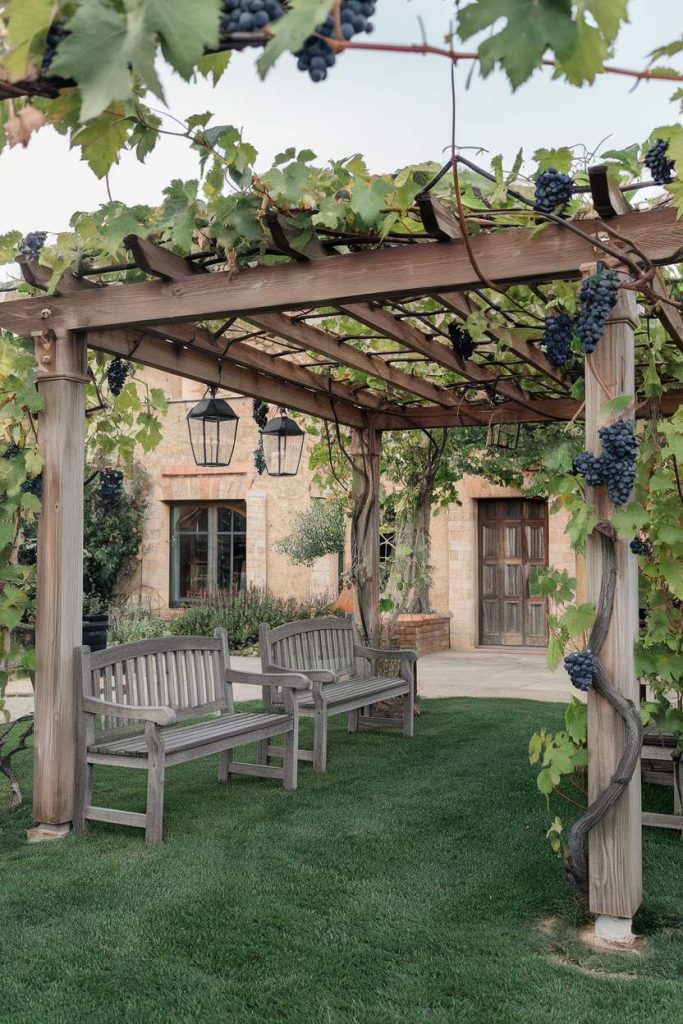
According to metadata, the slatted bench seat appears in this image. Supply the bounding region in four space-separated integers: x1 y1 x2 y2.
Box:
260 616 417 772
74 629 311 844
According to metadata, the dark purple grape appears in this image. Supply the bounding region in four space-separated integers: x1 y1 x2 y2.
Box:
575 261 619 354
533 168 575 214
644 139 674 185
564 649 596 692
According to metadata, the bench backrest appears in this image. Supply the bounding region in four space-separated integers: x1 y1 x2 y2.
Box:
260 616 356 676
76 630 232 736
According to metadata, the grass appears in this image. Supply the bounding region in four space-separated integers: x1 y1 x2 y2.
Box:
1 697 681 1024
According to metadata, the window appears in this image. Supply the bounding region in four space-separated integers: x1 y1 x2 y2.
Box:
170 503 247 605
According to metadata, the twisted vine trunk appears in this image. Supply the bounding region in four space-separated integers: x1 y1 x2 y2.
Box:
350 427 381 644
565 529 643 904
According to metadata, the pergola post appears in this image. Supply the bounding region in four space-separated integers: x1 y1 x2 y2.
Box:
584 279 642 935
350 425 382 643
27 329 88 841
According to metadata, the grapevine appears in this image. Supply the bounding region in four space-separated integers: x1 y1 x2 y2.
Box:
252 398 268 475
541 313 573 367
533 168 575 214
219 0 284 36
106 357 131 397
447 323 475 359
644 138 675 185
17 233 47 258
574 261 619 354
98 468 124 505
563 649 596 692
295 1 377 82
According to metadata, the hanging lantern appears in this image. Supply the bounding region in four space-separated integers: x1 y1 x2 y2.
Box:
487 421 520 451
261 411 305 477
186 387 239 467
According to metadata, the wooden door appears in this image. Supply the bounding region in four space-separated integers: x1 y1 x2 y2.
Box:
478 499 548 647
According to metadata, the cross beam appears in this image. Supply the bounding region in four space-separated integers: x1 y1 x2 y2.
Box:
2 208 682 336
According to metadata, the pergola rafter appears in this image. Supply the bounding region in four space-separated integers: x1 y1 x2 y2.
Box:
2 184 682 937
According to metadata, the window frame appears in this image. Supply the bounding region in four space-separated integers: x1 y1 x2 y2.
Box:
169 501 247 607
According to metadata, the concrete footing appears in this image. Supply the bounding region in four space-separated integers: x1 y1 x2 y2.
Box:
26 823 71 843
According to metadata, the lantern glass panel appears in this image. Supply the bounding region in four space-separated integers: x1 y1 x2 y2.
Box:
186 395 239 467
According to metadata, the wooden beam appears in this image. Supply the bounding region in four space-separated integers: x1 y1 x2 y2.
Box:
416 193 462 241
29 329 88 836
125 234 458 409
650 271 683 355
2 207 682 335
585 276 642 925
85 329 376 428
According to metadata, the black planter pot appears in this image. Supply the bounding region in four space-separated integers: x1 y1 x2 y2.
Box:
82 613 109 652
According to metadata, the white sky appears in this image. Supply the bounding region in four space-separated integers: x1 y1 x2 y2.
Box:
0 0 681 238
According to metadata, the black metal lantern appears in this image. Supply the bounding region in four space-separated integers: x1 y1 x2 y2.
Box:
186 387 239 467
487 421 520 451
261 411 305 477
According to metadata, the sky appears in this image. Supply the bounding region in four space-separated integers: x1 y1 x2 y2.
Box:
0 0 681 240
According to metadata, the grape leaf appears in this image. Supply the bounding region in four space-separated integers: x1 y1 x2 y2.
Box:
350 179 391 225
142 0 220 80
457 0 577 90
2 0 54 80
257 0 335 79
71 107 132 178
51 0 164 121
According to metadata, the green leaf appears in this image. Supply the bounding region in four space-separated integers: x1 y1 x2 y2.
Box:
565 698 587 744
537 766 556 795
197 49 232 84
257 0 335 78
528 733 543 765
350 178 392 226
143 0 220 80
2 0 55 80
51 0 165 121
562 602 596 639
71 108 132 178
600 393 633 417
0 231 22 264
458 0 576 90
533 146 574 174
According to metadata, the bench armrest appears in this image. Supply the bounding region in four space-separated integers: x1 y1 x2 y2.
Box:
81 697 176 726
263 664 339 684
354 645 418 662
226 669 312 692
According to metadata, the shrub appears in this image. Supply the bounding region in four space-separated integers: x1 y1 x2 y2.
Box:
276 498 345 566
109 589 341 652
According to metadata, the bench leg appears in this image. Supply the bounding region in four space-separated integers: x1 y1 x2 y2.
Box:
314 708 328 773
218 749 232 784
347 709 359 734
73 759 93 834
403 683 415 738
144 723 165 845
283 719 299 791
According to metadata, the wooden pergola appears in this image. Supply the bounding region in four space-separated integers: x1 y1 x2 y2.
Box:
1 170 682 935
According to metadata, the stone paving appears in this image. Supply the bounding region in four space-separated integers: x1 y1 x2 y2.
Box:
4 648 575 722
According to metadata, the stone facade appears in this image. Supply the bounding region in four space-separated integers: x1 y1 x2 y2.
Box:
130 370 579 650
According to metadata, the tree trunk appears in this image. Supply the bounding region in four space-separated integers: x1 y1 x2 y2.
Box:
384 474 434 613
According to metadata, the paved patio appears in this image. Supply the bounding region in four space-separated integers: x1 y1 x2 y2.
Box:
4 649 575 721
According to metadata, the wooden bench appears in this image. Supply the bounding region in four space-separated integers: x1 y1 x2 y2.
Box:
260 616 417 772
641 728 683 834
74 629 311 843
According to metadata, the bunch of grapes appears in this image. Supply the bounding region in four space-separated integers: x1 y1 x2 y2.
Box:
21 475 43 499
598 420 638 506
644 139 675 186
17 232 47 258
541 313 573 367
533 168 575 214
575 261 619 354
252 398 269 429
630 536 653 557
564 650 596 692
1 443 22 460
42 20 69 72
106 357 130 397
573 451 606 487
295 1 376 82
448 323 475 359
219 0 284 35
99 468 124 505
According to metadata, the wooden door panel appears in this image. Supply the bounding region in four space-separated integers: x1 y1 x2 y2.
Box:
478 499 548 647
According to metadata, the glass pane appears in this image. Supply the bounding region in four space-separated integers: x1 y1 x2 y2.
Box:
177 534 209 599
504 526 519 558
526 525 545 560
175 506 208 533
217 506 246 533
217 534 247 593
505 500 522 519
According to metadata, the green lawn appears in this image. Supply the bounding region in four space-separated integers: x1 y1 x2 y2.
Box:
1 698 681 1024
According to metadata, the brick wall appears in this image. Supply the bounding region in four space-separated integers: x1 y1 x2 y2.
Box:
384 613 451 655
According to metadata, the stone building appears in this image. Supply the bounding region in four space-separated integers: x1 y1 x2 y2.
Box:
131 369 580 653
